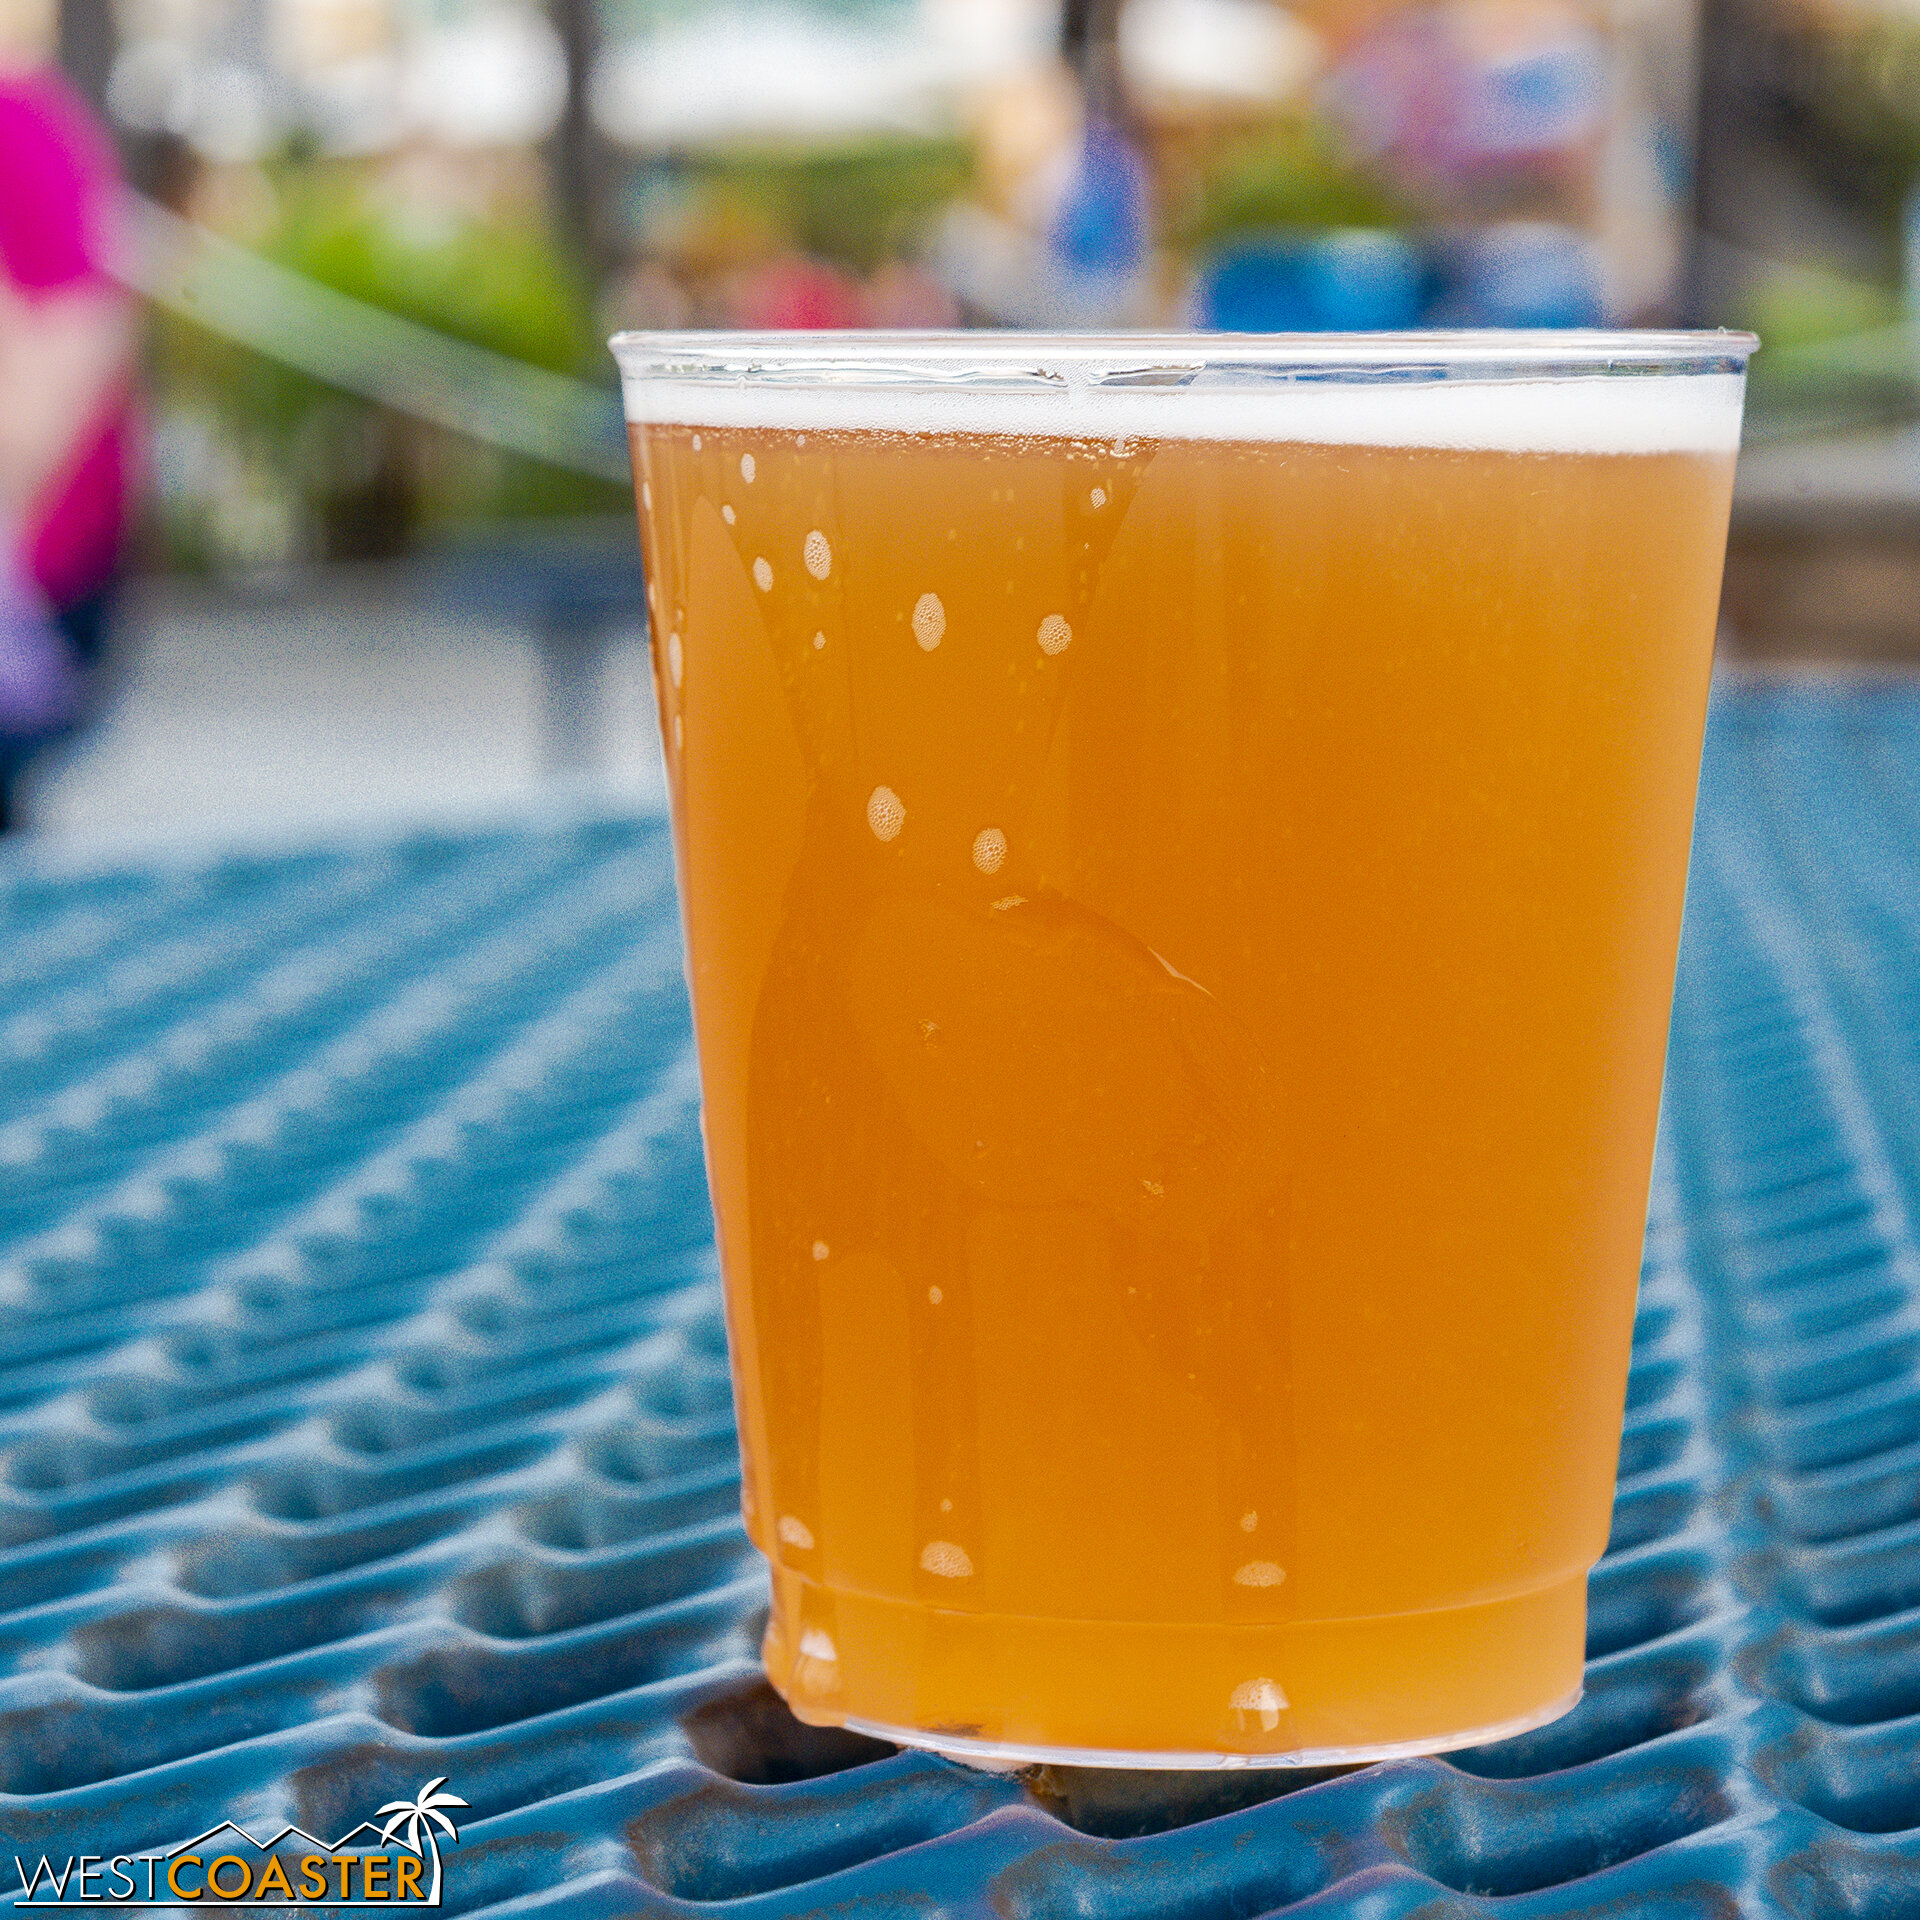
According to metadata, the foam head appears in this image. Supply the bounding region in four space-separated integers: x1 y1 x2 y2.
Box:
614 333 1751 455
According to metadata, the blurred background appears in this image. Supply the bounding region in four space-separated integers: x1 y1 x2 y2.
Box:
1 0 1916 840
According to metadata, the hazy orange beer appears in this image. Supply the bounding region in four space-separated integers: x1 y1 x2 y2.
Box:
612 333 1752 1765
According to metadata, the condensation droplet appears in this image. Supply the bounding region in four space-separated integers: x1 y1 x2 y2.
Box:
753 556 773 591
991 894 1026 911
1141 1178 1164 1197
799 1627 837 1662
1229 1677 1288 1729
740 452 756 482
928 1285 943 1304
812 1241 829 1262
1090 486 1106 509
672 714 682 749
691 433 702 450
939 1497 953 1512
813 631 826 650
667 630 683 688
972 827 1006 874
642 482 652 509
920 1540 972 1578
1234 1561 1286 1588
804 529 832 580
867 785 905 842
778 1515 815 1550
912 592 945 650
1241 1511 1259 1532
1037 614 1072 656
721 504 735 525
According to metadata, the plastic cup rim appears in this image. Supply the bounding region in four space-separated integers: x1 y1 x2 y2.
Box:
609 326 1759 386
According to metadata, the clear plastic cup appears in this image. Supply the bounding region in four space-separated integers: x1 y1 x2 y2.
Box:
611 329 1753 1766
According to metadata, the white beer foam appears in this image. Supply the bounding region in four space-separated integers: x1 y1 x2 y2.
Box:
619 372 1744 455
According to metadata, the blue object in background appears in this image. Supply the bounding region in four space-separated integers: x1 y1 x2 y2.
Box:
1043 115 1151 324
1048 117 1149 283
1196 228 1424 332
1200 221 1605 333
1904 175 1920 315
1463 36 1606 158
5 683 1920 1910
1430 220 1607 328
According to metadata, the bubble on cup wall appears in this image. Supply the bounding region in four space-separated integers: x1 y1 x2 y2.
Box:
920 1540 973 1577
991 894 1025 911
928 1285 943 1304
799 1628 836 1662
939 1496 952 1511
1241 1511 1258 1532
753 557 774 591
912 592 945 650
1234 1561 1285 1587
813 631 826 650
692 433 702 450
812 1240 829 1261
778 1514 815 1550
867 786 905 841
672 715 682 749
642 482 652 509
972 828 1007 874
804 530 832 580
1230 1677 1288 1729
667 631 683 688
722 504 735 525
741 453 756 482
1090 486 1106 509
1037 614 1072 656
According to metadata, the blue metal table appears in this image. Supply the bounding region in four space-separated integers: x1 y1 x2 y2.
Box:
3 676 1918 1915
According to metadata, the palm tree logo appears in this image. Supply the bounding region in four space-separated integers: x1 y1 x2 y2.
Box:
375 1777 469 1904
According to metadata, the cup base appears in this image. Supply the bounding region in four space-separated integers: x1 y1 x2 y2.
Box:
839 1685 1584 1771
766 1564 1590 1765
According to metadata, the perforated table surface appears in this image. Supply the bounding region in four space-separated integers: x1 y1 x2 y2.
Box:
4 677 1920 1917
